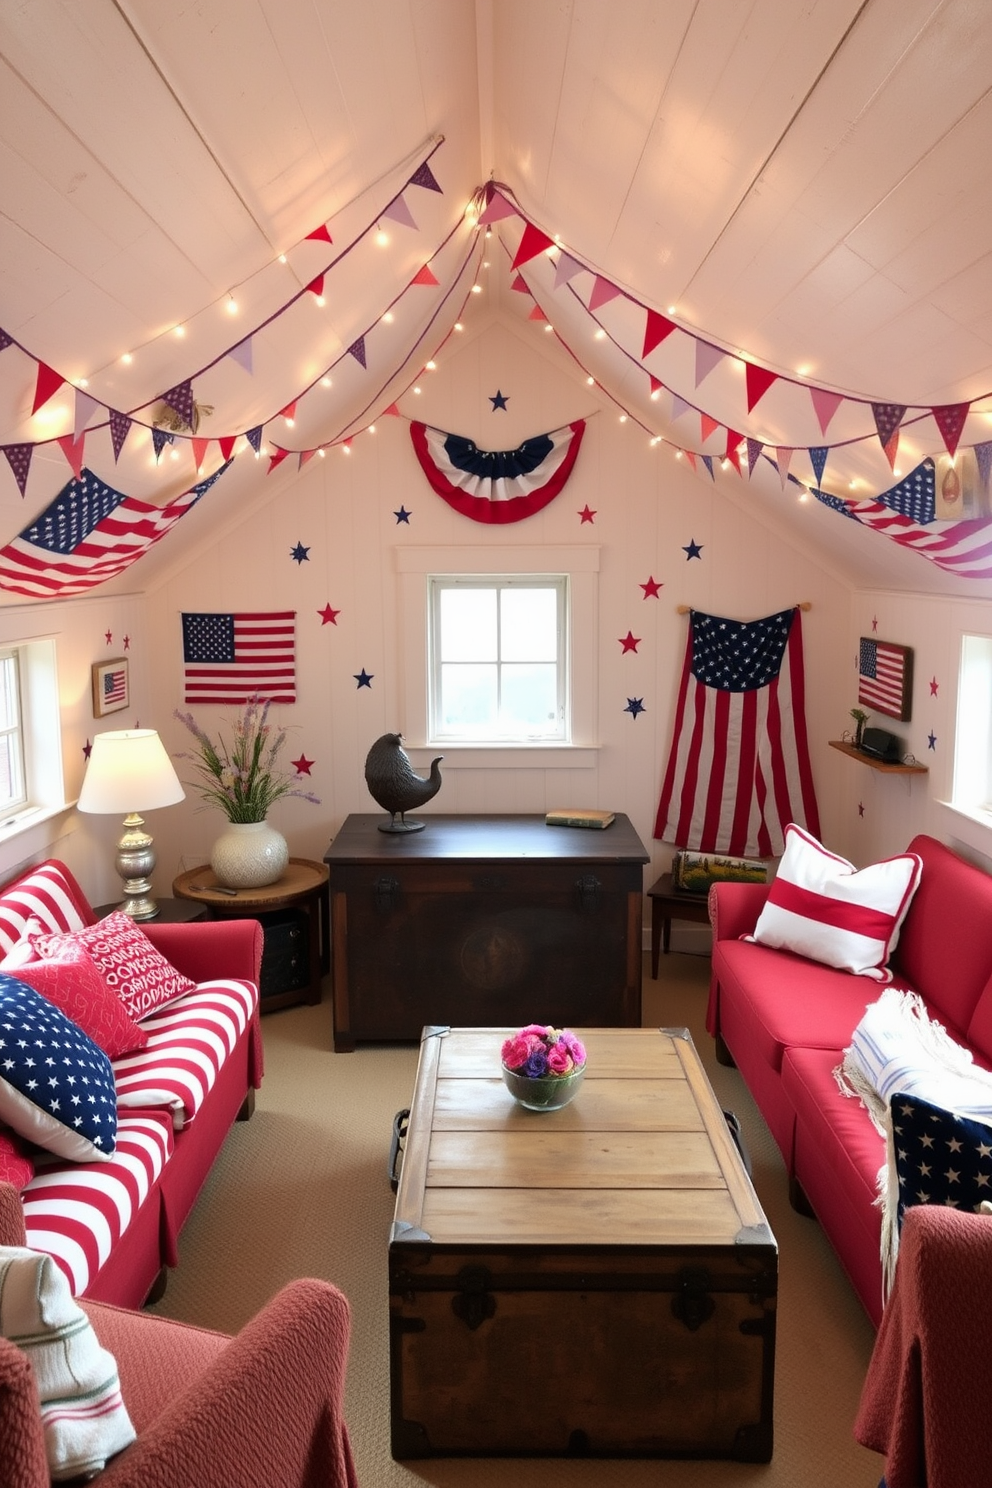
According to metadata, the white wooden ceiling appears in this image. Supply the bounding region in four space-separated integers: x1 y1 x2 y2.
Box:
1 0 991 597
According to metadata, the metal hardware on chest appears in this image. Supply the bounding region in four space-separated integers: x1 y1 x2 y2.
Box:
671 1268 716 1331
373 874 400 910
451 1266 496 1330
575 872 601 910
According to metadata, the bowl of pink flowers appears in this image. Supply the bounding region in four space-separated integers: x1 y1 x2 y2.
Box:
500 1024 587 1111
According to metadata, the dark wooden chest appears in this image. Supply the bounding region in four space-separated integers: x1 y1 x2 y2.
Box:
324 814 648 1051
389 1026 777 1460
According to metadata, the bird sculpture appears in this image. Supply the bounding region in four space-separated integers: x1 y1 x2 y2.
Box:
364 732 443 833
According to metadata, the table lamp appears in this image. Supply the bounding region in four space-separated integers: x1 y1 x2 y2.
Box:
77 729 185 920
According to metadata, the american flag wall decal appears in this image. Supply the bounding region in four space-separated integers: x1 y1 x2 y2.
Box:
181 612 297 704
858 638 912 721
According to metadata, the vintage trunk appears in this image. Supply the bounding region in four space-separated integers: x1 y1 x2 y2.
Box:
324 814 648 1051
389 1026 777 1460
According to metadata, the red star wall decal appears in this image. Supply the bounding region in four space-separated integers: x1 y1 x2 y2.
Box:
871 616 878 632
578 505 596 523
930 676 939 696
619 631 641 653
858 802 865 817
318 603 340 625
123 635 130 650
105 629 113 644
640 576 663 598
292 754 315 776
83 739 92 759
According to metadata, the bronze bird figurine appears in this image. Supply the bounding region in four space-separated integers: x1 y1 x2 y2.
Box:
364 732 443 833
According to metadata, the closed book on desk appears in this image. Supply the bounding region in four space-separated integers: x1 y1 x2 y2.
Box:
546 808 615 829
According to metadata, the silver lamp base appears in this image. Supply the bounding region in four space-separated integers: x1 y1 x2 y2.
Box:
114 812 160 920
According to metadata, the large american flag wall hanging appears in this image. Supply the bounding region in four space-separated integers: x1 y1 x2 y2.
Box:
410 420 585 522
181 612 297 704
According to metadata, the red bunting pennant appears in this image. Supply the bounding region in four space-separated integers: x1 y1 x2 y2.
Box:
32 361 65 415
510 273 531 294
306 224 333 244
280 400 297 421
642 311 676 360
219 435 237 461
684 451 697 472
298 449 316 469
588 276 621 312
411 264 440 286
306 275 325 298
191 437 210 472
267 447 290 474
883 427 900 471
810 387 843 436
511 222 555 271
744 363 778 413
528 305 548 322
726 445 743 475
700 413 720 443
57 433 85 479
649 376 663 396
725 429 744 461
931 402 970 457
382 403 401 417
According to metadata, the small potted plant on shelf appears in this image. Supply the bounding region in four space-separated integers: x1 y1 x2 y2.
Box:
850 707 869 749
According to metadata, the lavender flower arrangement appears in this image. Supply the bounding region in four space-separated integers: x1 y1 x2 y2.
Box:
173 695 319 823
501 1024 586 1079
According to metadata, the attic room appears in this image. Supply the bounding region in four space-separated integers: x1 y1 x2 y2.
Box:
1 2 991 1484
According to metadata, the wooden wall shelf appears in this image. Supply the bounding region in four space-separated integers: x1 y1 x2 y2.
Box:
828 740 928 775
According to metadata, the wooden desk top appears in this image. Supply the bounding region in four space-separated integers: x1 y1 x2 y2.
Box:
326 813 649 866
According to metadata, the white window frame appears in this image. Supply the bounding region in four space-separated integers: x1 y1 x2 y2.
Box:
0 650 26 816
395 545 599 768
951 632 992 822
0 637 65 841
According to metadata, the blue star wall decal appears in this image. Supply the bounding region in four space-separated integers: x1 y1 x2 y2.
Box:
928 731 937 750
489 389 509 410
394 506 411 524
291 541 311 564
682 538 703 560
624 697 645 718
354 668 373 688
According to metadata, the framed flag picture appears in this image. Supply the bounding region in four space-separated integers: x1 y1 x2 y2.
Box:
92 657 129 717
858 638 912 721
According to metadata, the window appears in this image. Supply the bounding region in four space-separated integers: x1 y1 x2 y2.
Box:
0 651 26 814
429 576 567 742
952 632 992 819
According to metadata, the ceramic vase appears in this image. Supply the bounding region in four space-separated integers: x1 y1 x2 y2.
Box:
210 820 289 889
501 1064 585 1111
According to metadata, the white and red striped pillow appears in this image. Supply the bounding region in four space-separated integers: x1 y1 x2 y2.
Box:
749 823 922 981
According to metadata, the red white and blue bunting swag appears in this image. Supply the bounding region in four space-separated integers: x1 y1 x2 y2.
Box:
410 419 585 522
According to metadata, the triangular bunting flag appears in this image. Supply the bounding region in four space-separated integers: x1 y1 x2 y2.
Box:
2 444 32 497
411 263 440 286
57 433 85 479
694 339 726 387
246 425 264 454
684 451 697 472
511 222 555 271
478 191 517 225
975 440 992 493
298 449 316 470
588 276 621 313
74 388 101 439
382 403 401 417
109 411 131 462
219 435 237 461
670 394 692 420
642 311 676 360
726 443 743 476
809 446 828 485
348 337 367 369
872 402 906 452
32 361 65 415
701 455 715 480
191 437 210 472
883 427 900 471
931 402 970 457
267 447 290 474
228 337 253 374
162 380 194 429
744 362 777 413
0 330 12 352
553 253 583 290
510 273 531 294
306 224 333 244
383 193 418 230
746 437 764 479
811 387 843 436
280 400 297 421
306 275 325 299
649 376 663 397
700 413 720 443
409 161 442 193
151 427 173 460
725 429 743 460
528 304 548 322
775 447 793 488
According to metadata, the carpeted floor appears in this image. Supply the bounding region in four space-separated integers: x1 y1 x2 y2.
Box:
149 952 884 1486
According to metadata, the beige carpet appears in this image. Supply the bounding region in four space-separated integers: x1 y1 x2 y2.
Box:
149 953 884 1486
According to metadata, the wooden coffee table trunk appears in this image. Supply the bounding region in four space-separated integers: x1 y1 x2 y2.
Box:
389 1026 777 1460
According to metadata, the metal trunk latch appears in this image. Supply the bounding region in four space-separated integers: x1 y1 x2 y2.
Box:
575 873 601 910
451 1266 496 1331
373 875 400 910
672 1267 715 1331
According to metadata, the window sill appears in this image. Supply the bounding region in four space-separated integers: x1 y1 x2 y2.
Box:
404 744 598 770
934 800 992 864
0 801 74 852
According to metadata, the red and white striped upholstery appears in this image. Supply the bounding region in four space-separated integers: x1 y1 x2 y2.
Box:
21 1112 174 1296
0 860 93 956
113 980 258 1127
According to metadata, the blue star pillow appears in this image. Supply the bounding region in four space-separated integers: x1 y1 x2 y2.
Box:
891 1091 992 1229
0 974 117 1162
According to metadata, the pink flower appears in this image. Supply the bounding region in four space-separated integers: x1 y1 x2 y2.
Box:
560 1031 586 1066
501 1034 532 1070
546 1043 574 1075
520 1023 553 1039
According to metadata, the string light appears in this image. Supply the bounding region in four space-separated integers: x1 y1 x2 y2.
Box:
425 360 437 371
382 311 394 323
321 376 333 388
471 284 482 294
376 225 389 247
454 322 464 331
121 353 133 365
226 294 238 315
173 325 186 338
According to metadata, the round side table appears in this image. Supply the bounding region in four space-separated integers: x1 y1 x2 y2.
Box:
172 858 329 1012
95 897 208 924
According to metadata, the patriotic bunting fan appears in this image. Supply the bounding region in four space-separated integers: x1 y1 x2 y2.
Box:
410 420 585 523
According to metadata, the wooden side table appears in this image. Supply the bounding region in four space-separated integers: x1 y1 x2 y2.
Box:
172 858 330 1012
95 897 208 924
646 873 713 977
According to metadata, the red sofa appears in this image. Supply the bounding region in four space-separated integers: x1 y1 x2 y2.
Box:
707 833 992 1325
0 859 263 1308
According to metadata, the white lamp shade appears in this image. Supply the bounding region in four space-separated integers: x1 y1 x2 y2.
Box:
78 729 185 815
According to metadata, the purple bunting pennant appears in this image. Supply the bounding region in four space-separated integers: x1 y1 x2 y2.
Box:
348 336 367 369
809 446 828 485
746 437 764 479
409 161 442 193
0 329 12 353
382 194 418 230
109 411 131 462
152 428 174 459
228 338 253 375
2 443 32 497
872 402 906 450
701 455 715 480
974 440 992 493
245 425 264 454
162 380 194 429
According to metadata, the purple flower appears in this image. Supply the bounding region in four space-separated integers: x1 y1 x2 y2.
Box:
522 1049 550 1078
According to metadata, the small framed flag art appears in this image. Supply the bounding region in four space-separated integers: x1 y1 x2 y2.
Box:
92 657 129 717
858 638 912 722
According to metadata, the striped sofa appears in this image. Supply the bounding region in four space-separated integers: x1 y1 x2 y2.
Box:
0 859 263 1307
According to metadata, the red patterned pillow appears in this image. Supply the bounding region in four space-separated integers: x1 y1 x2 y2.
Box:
6 940 148 1058
0 1125 35 1189
31 912 196 1022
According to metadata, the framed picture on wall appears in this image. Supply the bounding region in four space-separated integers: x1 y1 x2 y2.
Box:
92 657 129 717
858 638 912 722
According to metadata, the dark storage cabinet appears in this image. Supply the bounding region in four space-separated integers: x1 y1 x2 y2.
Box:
324 814 649 1051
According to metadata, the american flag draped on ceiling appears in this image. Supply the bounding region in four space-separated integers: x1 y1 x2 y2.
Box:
654 606 820 859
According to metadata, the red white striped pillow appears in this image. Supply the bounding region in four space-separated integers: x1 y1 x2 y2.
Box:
749 823 923 981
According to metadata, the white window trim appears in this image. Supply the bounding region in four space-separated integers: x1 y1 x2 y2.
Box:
0 637 66 842
395 545 600 768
